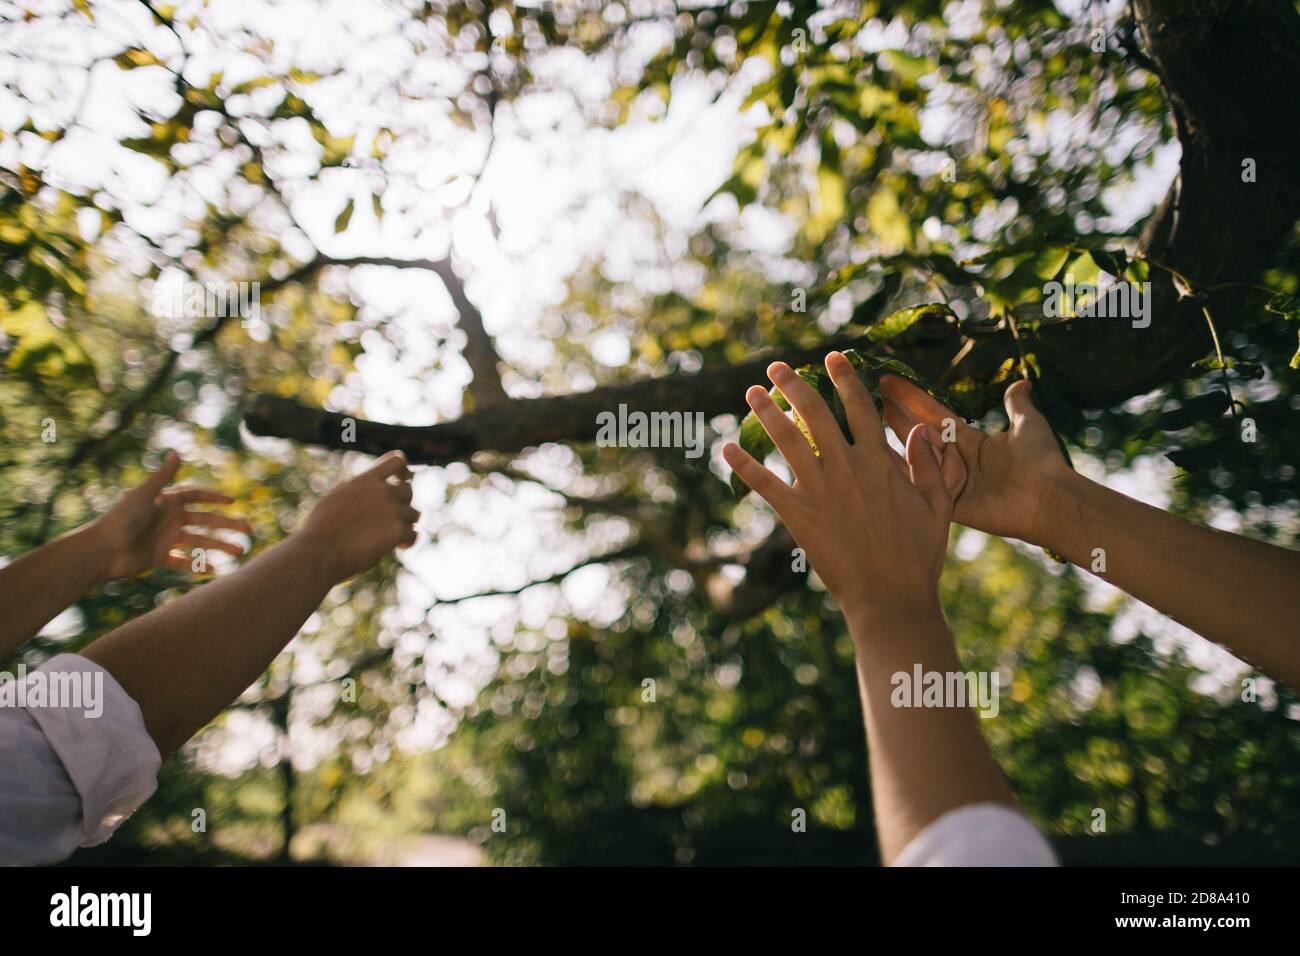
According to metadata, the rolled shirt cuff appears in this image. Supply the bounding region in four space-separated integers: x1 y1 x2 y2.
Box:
22 653 161 846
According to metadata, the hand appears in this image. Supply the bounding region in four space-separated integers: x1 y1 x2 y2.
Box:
723 352 952 623
91 451 251 580
878 375 1071 547
295 450 420 582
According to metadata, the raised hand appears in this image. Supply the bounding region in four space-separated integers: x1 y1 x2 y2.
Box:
295 450 420 582
91 451 251 579
723 351 952 620
723 353 1032 864
878 375 1070 546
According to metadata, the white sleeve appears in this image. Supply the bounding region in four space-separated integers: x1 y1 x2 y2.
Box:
893 802 1058 867
0 653 161 866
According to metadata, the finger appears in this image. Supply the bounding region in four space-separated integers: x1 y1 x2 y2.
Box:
399 505 420 526
389 481 414 505
825 351 885 449
878 400 941 468
723 442 797 515
881 391 928 446
177 531 247 558
397 526 418 549
746 385 819 482
905 424 951 517
183 510 252 535
168 487 236 505
365 450 412 481
884 393 971 500
163 553 196 572
139 451 181 496
878 374 960 430
1003 379 1039 432
768 362 848 462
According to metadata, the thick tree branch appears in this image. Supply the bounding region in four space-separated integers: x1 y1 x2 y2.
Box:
423 256 510 408
1035 0 1300 403
278 254 509 407
244 0 1300 620
243 314 962 464
39 253 507 538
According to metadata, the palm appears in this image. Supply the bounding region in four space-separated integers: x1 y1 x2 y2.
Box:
108 497 188 577
880 376 1068 545
95 452 251 579
944 428 1052 541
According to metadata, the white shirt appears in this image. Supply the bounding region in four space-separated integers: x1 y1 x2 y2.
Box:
895 801 1058 866
0 654 160 866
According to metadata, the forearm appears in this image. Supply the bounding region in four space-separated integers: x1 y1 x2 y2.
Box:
1037 471 1300 687
846 600 1017 864
0 524 110 659
81 536 338 758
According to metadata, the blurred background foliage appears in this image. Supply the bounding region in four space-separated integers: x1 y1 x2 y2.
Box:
2 0 1298 865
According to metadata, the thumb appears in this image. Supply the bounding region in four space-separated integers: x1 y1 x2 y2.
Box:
363 449 412 482
905 424 949 515
140 451 180 495
1002 379 1040 432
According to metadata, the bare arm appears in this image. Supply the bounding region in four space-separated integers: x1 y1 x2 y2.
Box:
82 451 419 758
0 525 112 661
0 452 248 661
880 375 1300 688
725 354 1018 863
1038 471 1300 686
847 602 1017 861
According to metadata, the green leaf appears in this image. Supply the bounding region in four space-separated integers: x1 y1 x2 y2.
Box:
1 301 96 385
1191 356 1264 380
334 198 354 234
1088 247 1128 278
1139 390 1231 439
863 302 954 345
1264 293 1300 369
729 345 965 497
113 48 165 70
879 50 934 84
1166 437 1233 472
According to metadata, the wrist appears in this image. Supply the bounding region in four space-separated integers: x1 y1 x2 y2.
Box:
74 521 116 585
842 592 945 644
1024 468 1088 552
286 528 349 586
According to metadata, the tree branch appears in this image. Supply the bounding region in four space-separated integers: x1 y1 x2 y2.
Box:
242 317 965 463
243 0 1300 621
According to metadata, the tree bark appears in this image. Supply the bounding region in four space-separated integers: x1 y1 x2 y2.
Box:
243 1 1300 615
246 3 1300 459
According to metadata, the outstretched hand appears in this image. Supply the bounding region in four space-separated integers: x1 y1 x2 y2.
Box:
723 352 952 621
91 451 251 579
296 450 420 582
878 375 1071 547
